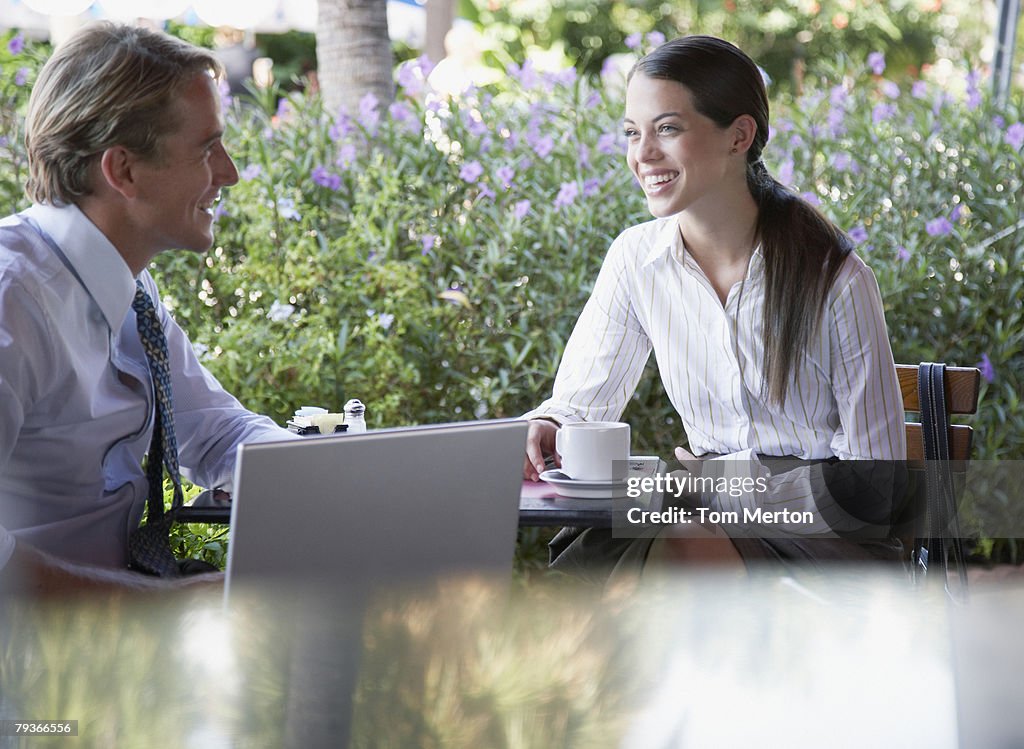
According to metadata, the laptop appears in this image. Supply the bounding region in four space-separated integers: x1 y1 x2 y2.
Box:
224 419 528 599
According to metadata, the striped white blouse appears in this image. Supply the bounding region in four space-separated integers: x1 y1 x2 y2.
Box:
525 217 906 533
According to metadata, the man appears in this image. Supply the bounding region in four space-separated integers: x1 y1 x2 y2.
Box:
0 23 297 593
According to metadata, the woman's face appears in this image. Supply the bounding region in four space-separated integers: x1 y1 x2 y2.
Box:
623 74 738 218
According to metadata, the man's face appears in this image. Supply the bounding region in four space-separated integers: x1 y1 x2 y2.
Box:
130 73 238 255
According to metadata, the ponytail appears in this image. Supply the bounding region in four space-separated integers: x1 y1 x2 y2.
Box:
750 161 851 407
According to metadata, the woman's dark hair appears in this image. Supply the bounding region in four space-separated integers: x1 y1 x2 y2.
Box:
630 36 852 407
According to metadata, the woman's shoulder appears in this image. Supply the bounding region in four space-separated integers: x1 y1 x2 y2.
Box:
828 250 881 304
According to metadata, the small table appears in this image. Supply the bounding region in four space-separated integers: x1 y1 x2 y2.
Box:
177 460 667 529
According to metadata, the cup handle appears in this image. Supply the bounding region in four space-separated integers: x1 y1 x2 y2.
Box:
555 428 564 461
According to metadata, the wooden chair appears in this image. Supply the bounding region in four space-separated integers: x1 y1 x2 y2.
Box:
896 363 981 590
896 363 981 467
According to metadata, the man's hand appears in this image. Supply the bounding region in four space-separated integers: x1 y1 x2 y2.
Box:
523 419 559 481
1 539 223 598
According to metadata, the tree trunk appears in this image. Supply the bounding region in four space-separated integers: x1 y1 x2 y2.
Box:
425 0 455 67
316 0 394 118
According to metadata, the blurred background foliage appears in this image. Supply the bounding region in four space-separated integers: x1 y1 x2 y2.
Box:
2 6 1022 564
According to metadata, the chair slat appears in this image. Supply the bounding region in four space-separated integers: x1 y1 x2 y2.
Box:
904 423 973 464
897 364 981 414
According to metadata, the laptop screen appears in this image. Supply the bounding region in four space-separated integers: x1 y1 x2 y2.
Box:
225 419 528 597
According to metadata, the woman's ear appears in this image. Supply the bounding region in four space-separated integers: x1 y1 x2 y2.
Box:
98 146 139 199
729 114 758 155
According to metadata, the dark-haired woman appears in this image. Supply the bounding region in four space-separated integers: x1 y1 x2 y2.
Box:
522 36 906 574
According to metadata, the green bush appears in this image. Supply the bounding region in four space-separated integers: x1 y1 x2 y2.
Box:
3 32 1022 563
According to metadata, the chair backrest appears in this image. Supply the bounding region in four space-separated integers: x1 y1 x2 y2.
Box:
896 363 981 466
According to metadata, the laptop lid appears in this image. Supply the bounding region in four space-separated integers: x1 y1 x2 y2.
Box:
224 419 528 598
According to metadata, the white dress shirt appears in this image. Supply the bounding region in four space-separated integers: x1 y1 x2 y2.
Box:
524 217 906 535
0 203 296 568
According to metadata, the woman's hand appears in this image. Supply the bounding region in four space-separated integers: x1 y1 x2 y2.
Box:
523 419 560 481
674 446 701 474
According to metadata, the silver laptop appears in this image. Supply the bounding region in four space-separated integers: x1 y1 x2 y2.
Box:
224 419 528 598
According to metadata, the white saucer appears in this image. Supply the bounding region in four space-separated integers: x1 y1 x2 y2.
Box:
538 469 628 500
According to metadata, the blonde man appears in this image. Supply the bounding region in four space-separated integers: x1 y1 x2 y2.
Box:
0 23 296 594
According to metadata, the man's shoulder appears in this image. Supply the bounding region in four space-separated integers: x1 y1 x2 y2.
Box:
0 212 71 303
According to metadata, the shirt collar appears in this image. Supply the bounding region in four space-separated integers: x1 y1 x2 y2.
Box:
641 216 766 281
24 203 137 331
641 217 683 268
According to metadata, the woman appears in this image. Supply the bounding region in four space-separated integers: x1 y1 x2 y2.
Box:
522 36 906 573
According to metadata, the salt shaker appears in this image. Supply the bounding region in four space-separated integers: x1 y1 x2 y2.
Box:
343 399 367 433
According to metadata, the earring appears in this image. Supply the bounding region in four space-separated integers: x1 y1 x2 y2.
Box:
731 147 738 154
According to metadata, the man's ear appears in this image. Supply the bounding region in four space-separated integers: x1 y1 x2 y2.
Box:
730 114 758 154
98 146 139 199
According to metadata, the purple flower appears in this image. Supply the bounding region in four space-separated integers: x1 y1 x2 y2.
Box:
624 33 643 50
513 199 531 220
583 178 601 197
872 103 897 124
896 246 911 263
329 114 355 142
831 152 856 172
1006 122 1024 151
789 133 804 148
7 33 24 55
827 108 847 138
276 98 290 119
507 59 540 89
477 182 496 201
800 191 822 207
584 91 601 109
597 132 619 155
530 133 555 160
777 158 795 187
421 234 436 255
217 78 232 110
911 80 928 99
577 143 591 171
849 226 868 244
646 31 666 47
396 60 425 95
546 67 577 88
312 166 341 190
950 203 964 222
389 101 418 130
336 143 358 169
868 52 886 76
495 165 515 186
977 353 995 383
14 67 29 87
359 92 380 131
829 84 848 106
992 115 1006 129
880 81 900 99
466 116 488 137
553 181 579 210
459 160 483 182
240 163 262 180
925 217 954 237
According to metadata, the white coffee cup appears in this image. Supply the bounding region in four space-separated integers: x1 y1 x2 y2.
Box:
555 421 630 482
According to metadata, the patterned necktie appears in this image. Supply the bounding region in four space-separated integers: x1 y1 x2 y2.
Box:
128 282 185 577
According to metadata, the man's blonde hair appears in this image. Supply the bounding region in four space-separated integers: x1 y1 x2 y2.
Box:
25 22 223 206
